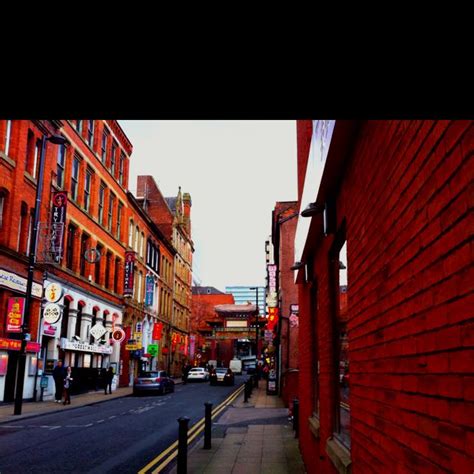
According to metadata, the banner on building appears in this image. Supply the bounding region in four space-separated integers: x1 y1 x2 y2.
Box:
6 297 25 333
189 335 195 359
123 251 135 296
267 307 279 331
152 322 163 340
50 191 68 261
267 264 278 307
134 331 143 349
145 275 154 306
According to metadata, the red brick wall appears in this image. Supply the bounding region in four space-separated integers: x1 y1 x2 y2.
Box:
297 120 474 473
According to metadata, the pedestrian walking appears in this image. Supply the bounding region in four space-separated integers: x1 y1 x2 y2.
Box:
52 360 66 403
63 366 73 405
105 367 114 394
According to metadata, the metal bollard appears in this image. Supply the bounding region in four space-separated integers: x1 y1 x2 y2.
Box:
293 398 299 438
177 416 190 474
204 402 212 449
244 380 249 403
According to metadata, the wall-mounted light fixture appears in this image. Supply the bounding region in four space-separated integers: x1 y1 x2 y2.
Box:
290 261 305 271
300 202 325 218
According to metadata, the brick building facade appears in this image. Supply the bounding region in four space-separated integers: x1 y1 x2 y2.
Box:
294 120 474 473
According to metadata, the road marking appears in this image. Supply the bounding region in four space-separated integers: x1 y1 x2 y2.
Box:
138 384 245 474
0 425 24 428
96 419 105 423
108 415 116 419
65 424 93 428
49 426 61 430
132 406 155 414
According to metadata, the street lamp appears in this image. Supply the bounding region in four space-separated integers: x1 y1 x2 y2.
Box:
14 133 67 415
249 287 260 376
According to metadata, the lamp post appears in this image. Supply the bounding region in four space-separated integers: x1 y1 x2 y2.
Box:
14 133 67 415
249 287 259 376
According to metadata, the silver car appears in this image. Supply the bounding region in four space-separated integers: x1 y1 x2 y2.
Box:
133 370 175 395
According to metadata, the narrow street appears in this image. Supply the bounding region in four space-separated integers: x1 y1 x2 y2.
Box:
0 377 245 473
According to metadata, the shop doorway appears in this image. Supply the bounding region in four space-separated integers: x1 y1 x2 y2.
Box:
4 351 19 402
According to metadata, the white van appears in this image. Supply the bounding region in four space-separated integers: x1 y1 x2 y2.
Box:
229 359 242 375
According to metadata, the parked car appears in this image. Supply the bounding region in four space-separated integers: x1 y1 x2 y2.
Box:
210 367 235 386
187 367 209 382
133 370 175 396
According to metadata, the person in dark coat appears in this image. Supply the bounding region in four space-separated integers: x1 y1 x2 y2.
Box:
52 360 66 403
105 367 114 394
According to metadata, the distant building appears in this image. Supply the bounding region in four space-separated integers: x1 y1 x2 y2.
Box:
225 286 265 316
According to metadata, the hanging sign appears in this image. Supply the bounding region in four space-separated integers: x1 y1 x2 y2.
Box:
44 282 63 303
123 251 135 296
43 303 61 324
145 275 154 306
111 328 126 344
90 323 107 340
152 322 163 340
148 343 158 357
267 307 279 331
6 297 25 333
50 191 68 260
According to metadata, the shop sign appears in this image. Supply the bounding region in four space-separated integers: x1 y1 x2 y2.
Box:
43 303 61 324
0 338 40 352
267 307 279 331
148 343 158 357
7 297 25 333
60 339 113 354
0 268 42 298
44 282 63 303
123 251 135 296
43 321 58 337
134 332 143 349
189 335 195 359
125 343 137 350
50 191 68 260
111 328 126 344
152 322 163 340
145 275 154 306
90 323 107 340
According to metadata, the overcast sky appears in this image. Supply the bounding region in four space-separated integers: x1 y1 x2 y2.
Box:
120 121 297 292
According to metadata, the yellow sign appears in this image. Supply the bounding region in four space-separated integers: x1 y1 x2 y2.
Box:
125 344 137 351
133 332 143 349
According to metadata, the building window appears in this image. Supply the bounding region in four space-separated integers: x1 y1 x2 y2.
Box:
105 251 112 289
119 152 125 185
116 202 123 241
95 244 103 284
25 130 35 175
84 168 92 213
140 232 145 259
128 220 134 248
0 190 7 230
108 193 115 231
32 139 41 179
87 120 94 148
111 140 117 176
146 239 152 267
71 156 80 202
66 223 76 270
98 182 105 225
17 202 28 252
75 302 85 338
134 226 139 252
80 233 89 277
60 298 70 339
137 271 143 303
4 120 12 156
101 129 108 164
56 143 66 189
333 239 350 449
114 257 120 293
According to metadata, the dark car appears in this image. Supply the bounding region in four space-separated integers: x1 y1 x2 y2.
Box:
210 368 235 386
133 370 175 396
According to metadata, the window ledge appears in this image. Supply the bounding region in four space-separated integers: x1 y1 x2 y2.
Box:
24 171 37 186
0 152 16 169
326 437 351 474
308 416 320 439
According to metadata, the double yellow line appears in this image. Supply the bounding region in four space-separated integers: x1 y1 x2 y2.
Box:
138 383 245 474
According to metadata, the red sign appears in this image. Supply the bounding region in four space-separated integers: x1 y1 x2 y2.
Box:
0 338 40 352
267 307 279 331
123 251 135 296
162 346 169 355
152 322 163 340
6 297 25 333
51 191 68 259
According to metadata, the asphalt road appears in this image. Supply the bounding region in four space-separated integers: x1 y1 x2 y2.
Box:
0 376 245 473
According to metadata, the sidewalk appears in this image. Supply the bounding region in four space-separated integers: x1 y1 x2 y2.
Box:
0 377 183 425
175 379 306 474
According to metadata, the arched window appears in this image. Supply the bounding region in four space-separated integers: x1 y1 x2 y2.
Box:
0 188 9 231
60 297 72 339
134 226 139 252
90 306 99 344
75 301 85 338
128 220 134 248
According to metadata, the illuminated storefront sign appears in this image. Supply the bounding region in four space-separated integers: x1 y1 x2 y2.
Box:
6 297 25 333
